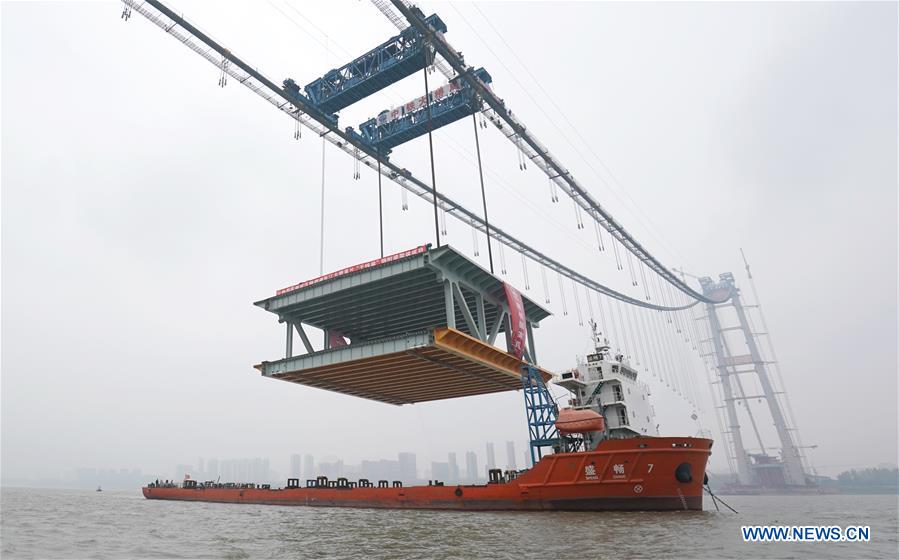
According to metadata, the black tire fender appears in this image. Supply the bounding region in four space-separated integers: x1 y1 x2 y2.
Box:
675 462 693 483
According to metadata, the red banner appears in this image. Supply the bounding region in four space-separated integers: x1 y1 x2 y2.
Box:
276 245 428 296
503 282 527 359
328 331 349 348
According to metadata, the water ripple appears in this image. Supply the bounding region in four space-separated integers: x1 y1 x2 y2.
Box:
0 488 896 559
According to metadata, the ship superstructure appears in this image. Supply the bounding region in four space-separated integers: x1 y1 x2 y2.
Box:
555 323 658 451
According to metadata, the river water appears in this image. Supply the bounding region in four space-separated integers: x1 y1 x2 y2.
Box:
1 487 896 559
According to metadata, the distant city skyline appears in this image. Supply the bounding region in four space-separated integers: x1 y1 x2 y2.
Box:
0 437 538 490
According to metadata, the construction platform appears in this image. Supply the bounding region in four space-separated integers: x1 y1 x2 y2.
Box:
254 245 552 405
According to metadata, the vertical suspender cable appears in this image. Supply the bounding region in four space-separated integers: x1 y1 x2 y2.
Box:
541 266 550 304
595 291 607 335
557 272 568 316
423 62 440 248
585 285 595 323
472 113 494 273
611 237 623 270
572 280 584 326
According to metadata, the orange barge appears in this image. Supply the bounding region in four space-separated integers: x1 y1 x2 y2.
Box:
144 437 711 511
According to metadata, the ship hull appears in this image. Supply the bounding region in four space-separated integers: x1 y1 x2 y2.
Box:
144 437 711 512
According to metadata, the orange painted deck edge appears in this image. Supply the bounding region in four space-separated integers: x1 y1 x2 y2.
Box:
143 437 712 511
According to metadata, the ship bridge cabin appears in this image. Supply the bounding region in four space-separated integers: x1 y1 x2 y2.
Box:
555 334 658 447
253 245 552 405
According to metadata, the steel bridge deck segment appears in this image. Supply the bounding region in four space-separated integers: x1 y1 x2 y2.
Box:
257 327 552 405
256 244 549 342
254 245 552 405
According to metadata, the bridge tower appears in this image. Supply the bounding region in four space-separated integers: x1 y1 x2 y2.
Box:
699 273 812 490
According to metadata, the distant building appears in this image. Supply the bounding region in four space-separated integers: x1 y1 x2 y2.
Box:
290 454 302 478
304 454 314 479
216 457 272 483
174 464 192 480
398 452 417 483
431 462 449 482
448 452 459 483
207 458 219 481
318 459 344 479
486 442 496 470
361 459 401 481
465 451 479 482
506 441 517 470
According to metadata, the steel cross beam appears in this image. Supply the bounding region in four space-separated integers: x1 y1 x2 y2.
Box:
124 0 696 311
389 1 723 305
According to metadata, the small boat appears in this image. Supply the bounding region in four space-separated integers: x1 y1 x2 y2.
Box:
555 407 605 435
96 485 102 492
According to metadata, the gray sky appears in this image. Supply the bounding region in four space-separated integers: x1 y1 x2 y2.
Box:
2 1 896 482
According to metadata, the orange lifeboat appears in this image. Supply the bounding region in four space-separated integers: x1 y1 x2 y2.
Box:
555 408 605 435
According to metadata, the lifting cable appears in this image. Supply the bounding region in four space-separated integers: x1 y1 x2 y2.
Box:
319 136 326 275
471 113 494 273
377 152 384 257
422 60 440 247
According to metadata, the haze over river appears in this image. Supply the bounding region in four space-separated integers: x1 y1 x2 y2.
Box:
1 487 896 559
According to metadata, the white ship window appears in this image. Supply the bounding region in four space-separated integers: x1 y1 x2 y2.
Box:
627 387 631 394
613 385 624 401
612 365 619 373
617 408 628 426
632 410 636 418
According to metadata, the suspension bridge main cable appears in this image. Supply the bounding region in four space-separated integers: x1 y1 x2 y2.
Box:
389 0 723 304
123 0 702 312
463 1 688 269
